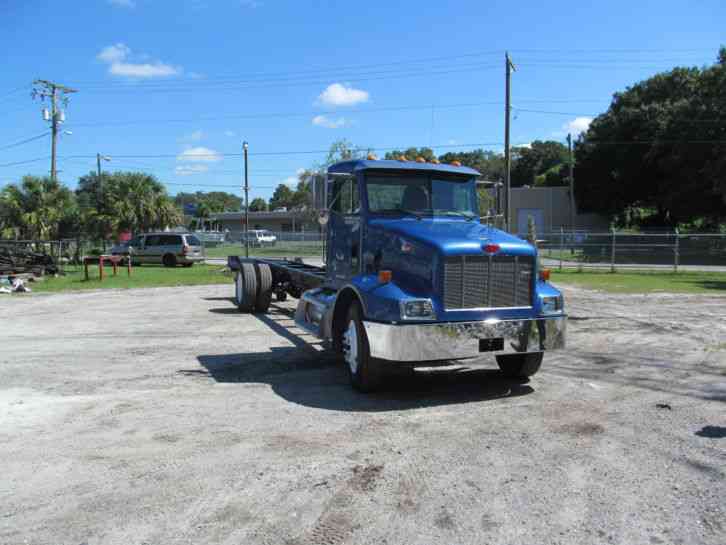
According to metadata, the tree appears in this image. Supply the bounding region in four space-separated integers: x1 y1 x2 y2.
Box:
437 149 506 181
0 176 77 239
249 198 267 212
173 191 241 214
384 147 435 161
268 184 295 210
510 141 569 187
575 48 726 227
318 139 371 169
76 171 181 238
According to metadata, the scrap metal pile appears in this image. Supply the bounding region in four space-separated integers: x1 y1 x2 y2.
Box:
0 246 58 276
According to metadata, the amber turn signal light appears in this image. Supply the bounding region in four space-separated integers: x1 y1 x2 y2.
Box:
378 270 393 283
539 269 551 282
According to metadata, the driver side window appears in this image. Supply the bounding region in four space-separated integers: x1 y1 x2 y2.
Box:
331 177 359 215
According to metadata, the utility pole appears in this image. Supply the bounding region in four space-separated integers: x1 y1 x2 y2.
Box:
243 141 250 259
32 80 77 182
503 53 515 232
567 133 575 231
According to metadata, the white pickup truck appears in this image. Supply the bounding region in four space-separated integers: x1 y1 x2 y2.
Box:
242 230 277 247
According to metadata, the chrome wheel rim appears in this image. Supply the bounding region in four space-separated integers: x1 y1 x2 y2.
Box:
343 320 358 374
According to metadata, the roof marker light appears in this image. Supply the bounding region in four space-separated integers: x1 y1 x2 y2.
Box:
431 158 440 164
367 153 377 160
450 160 462 167
415 156 426 163
398 155 408 162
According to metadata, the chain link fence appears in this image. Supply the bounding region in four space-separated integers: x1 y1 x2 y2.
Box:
5 229 726 275
538 230 726 271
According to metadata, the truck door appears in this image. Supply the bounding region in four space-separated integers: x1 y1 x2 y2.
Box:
328 175 361 284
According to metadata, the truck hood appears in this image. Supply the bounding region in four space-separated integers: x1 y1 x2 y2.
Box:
368 217 535 257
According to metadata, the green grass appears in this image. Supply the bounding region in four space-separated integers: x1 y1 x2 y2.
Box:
30 264 233 293
551 270 726 294
205 242 323 259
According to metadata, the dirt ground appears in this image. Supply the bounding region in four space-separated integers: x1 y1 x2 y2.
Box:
1 284 725 545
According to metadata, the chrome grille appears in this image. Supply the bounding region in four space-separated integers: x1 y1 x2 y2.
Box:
442 255 533 310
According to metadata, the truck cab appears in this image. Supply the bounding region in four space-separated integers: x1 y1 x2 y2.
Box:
229 158 566 392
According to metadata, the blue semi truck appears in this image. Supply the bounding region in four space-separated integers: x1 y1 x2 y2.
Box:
228 157 566 392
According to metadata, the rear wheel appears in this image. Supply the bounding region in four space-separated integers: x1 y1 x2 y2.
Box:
343 302 382 392
496 352 543 379
235 263 257 313
162 253 176 267
254 263 273 313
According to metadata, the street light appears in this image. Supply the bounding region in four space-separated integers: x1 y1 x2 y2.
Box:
97 153 111 177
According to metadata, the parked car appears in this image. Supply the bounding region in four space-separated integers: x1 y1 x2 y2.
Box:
111 232 204 267
241 230 277 247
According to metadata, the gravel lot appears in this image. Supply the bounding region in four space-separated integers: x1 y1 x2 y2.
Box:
1 284 725 545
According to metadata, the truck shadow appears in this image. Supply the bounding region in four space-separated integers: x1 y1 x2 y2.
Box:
190 304 533 412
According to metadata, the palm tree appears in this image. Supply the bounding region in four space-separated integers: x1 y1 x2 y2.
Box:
0 176 76 239
76 171 182 239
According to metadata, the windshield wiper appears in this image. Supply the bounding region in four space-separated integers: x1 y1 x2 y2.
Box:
437 210 477 221
375 208 424 219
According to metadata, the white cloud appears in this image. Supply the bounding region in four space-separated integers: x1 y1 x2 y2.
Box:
312 114 348 129
97 43 131 63
176 147 222 163
175 165 209 176
108 0 135 8
224 130 236 137
97 43 181 78
447 139 458 145
110 61 180 78
179 130 204 142
316 83 369 107
563 117 593 136
282 176 298 188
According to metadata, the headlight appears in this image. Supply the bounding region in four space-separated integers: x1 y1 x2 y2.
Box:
541 295 564 314
400 299 435 320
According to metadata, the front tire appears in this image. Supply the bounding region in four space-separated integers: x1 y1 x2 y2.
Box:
343 302 382 392
496 352 543 379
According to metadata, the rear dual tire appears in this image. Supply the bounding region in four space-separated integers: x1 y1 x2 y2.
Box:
235 262 273 313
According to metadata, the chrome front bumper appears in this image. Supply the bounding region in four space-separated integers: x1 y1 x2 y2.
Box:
363 316 566 363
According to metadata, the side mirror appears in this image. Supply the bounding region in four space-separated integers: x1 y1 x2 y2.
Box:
317 210 329 226
309 173 328 211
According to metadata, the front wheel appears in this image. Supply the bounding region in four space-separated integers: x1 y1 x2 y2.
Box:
496 352 543 379
342 302 382 392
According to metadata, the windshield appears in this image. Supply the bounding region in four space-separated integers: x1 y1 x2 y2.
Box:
366 174 478 218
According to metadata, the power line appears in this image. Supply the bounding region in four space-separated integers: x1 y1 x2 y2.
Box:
56 47 714 89
0 132 49 152
65 98 613 129
56 142 505 161
0 156 50 168
64 62 504 95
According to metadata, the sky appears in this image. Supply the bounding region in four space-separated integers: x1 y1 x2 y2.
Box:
1 0 724 203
